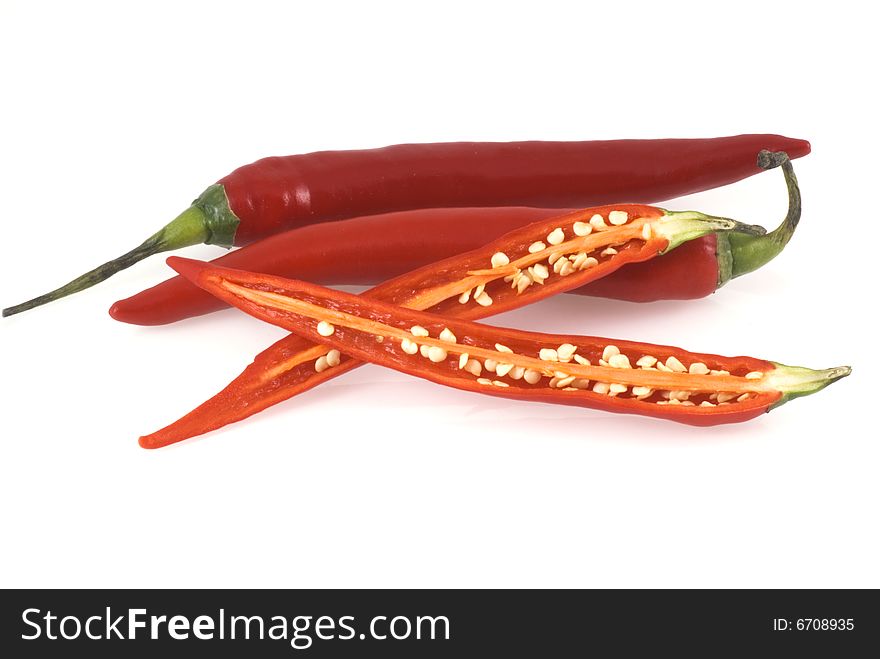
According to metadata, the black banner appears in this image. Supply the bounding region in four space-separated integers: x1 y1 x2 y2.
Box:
1 589 876 656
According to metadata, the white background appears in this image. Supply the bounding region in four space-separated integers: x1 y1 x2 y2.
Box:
1 1 876 588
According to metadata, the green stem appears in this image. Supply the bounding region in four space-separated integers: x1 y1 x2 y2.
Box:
3 184 240 317
722 150 801 282
766 363 851 409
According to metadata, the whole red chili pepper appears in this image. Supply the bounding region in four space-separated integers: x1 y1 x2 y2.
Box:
109 152 801 325
3 134 809 317
166 257 850 427
137 189 780 447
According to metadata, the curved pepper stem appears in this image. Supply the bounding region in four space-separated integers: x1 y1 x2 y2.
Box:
723 150 801 281
2 185 240 317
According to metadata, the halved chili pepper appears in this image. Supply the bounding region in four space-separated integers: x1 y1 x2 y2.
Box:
166 257 850 427
110 151 801 325
3 134 809 317
138 193 777 447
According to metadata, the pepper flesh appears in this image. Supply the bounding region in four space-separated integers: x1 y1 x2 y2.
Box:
166 258 850 429
4 135 809 316
138 205 762 447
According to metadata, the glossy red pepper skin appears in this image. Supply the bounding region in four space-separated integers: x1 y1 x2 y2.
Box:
110 207 718 326
4 135 807 318
164 258 783 427
222 136 810 243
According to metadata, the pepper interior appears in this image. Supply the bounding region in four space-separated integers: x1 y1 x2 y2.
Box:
219 279 779 414
385 205 756 315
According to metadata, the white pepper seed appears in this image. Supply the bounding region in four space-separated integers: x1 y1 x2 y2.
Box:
528 241 546 253
602 345 620 362
524 369 542 384
608 353 632 369
539 348 559 362
532 263 549 280
589 214 607 230
573 221 592 236
317 321 335 337
475 291 493 306
491 252 510 268
547 227 565 245
608 210 629 225
465 359 483 376
665 356 687 373
632 386 653 398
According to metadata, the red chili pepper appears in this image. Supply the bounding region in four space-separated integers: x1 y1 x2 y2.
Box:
166 257 850 428
3 135 809 317
137 198 771 448
110 152 801 325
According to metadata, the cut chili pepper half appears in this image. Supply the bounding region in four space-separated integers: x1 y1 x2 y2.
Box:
140 198 769 447
167 257 850 429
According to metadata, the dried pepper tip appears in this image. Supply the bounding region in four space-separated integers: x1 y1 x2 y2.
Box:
2 184 240 317
721 150 802 282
